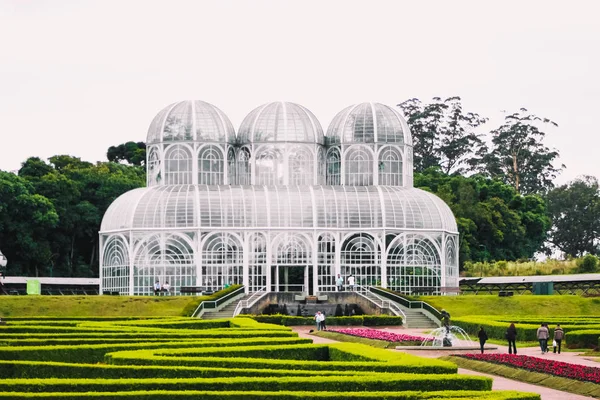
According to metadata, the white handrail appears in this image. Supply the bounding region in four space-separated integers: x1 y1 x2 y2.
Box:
355 285 407 321
233 286 268 317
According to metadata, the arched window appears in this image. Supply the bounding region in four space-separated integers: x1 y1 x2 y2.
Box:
101 235 130 294
237 147 251 185
317 233 336 292
255 147 284 186
202 233 243 290
288 146 314 185
147 146 161 186
227 148 236 185
378 146 403 186
197 145 224 185
386 234 441 294
340 233 379 287
164 145 192 185
345 146 373 186
326 147 341 185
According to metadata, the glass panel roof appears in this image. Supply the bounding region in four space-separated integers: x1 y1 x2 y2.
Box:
101 185 457 232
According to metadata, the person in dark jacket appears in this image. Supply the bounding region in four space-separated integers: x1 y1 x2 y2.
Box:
553 324 565 354
478 326 488 354
506 323 517 354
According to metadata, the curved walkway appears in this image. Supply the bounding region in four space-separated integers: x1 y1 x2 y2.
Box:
291 325 597 400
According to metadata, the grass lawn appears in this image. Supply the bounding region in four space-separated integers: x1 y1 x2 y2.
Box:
0 295 198 317
420 295 600 317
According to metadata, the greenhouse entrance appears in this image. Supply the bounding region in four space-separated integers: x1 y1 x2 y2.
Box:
272 265 312 294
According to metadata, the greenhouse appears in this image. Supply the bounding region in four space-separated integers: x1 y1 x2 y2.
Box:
99 101 459 296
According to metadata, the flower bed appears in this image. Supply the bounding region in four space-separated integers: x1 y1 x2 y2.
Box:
330 328 432 344
457 353 600 384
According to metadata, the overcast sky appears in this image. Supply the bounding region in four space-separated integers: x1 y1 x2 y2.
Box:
1 0 598 185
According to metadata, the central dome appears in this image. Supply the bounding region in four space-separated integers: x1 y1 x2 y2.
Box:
238 102 324 144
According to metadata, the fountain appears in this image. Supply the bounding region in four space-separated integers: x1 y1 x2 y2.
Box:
420 325 475 348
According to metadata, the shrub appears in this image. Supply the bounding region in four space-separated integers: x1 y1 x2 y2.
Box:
576 254 599 273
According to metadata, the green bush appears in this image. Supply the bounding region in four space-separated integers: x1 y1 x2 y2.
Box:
576 254 599 273
564 329 600 348
363 315 403 326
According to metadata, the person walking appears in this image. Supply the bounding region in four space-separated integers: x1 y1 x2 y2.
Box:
553 324 564 354
314 311 323 331
478 326 488 354
336 274 344 292
506 323 517 354
536 323 549 354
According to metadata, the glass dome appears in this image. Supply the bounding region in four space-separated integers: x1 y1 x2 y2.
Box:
146 100 235 144
237 102 324 144
326 102 412 145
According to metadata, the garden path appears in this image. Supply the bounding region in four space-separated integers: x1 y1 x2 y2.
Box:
291 325 597 400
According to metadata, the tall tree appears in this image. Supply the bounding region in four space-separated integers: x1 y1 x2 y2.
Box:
397 97 487 174
415 168 550 267
478 108 563 195
107 142 146 166
546 176 600 257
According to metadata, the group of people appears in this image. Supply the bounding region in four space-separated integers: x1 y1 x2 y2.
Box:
314 311 327 331
476 322 565 355
335 274 355 291
153 280 171 295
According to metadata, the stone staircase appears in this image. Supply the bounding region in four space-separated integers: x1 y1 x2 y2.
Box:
359 288 439 330
201 295 249 320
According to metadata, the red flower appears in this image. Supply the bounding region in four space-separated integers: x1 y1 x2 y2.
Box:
330 328 432 343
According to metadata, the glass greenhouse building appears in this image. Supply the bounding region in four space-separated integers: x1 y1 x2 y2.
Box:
100 101 459 296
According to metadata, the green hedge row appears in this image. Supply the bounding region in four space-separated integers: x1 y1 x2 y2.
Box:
0 390 540 400
563 329 600 348
105 343 457 375
0 374 492 393
0 360 375 379
0 337 311 363
237 315 403 326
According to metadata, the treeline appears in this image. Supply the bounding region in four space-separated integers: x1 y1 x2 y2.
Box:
0 96 598 277
0 156 144 277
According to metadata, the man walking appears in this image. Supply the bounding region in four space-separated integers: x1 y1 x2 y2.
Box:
536 323 549 354
553 324 564 354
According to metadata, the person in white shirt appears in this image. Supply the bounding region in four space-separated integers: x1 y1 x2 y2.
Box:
336 274 344 292
153 280 161 295
162 281 171 295
347 274 355 291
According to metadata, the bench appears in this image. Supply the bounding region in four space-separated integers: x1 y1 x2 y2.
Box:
180 287 214 295
498 291 514 297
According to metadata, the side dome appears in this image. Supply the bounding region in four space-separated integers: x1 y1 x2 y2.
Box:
146 100 235 144
238 102 324 144
326 102 412 145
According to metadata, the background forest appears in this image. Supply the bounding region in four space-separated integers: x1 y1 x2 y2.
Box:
0 98 598 278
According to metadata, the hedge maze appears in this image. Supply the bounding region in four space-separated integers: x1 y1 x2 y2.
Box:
0 317 540 399
452 315 600 348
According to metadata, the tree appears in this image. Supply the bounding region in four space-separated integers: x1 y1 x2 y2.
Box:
415 169 550 267
107 142 146 166
546 176 600 257
0 171 58 276
397 97 487 174
478 108 563 195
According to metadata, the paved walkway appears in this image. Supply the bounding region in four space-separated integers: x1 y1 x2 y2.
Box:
291 325 598 400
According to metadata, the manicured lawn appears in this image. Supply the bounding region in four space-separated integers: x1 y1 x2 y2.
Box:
0 295 198 317
420 295 600 317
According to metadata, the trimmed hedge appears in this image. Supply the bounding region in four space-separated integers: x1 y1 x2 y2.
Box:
237 315 403 327
0 390 540 400
0 374 493 392
564 329 600 348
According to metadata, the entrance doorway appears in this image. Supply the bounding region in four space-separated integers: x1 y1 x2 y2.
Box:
272 265 313 294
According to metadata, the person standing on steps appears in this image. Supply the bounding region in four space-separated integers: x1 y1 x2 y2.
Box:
336 274 344 292
478 326 488 354
347 274 355 291
553 324 564 354
536 323 549 354
506 322 517 354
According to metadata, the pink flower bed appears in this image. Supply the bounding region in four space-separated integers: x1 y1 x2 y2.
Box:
330 328 432 343
458 354 600 384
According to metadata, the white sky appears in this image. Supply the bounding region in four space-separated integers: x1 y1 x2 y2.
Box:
1 0 598 185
